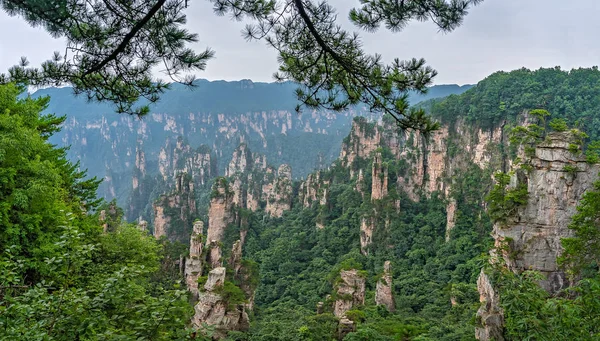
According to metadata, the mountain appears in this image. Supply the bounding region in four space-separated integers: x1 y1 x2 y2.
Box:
31 80 472 221
149 67 600 339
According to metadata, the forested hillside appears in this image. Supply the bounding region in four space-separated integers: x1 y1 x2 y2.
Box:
3 67 600 341
168 67 600 340
33 80 471 222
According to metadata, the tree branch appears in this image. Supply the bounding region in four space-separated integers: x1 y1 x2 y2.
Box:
83 0 167 76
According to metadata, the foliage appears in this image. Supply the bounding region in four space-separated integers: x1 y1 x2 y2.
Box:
560 179 600 278
486 172 528 224
427 67 600 141
586 140 600 164
0 83 101 281
215 281 247 308
491 267 600 341
0 0 212 116
1 0 480 128
549 118 569 132
236 145 492 340
0 84 199 340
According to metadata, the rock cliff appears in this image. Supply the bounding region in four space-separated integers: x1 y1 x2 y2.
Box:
223 144 293 217
192 267 250 339
493 131 600 293
152 172 196 241
475 130 600 340
333 269 366 318
375 261 395 312
185 221 204 299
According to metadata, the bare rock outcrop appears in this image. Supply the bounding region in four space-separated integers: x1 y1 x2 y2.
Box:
152 172 196 241
339 118 381 167
333 270 366 318
229 240 243 277
185 221 204 298
360 217 375 256
299 171 329 208
226 144 252 177
206 178 234 246
475 270 504 341
192 267 250 339
371 152 388 201
375 261 395 312
266 164 293 217
494 131 600 293
476 131 600 340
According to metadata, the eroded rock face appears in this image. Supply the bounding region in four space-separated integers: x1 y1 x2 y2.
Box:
476 131 600 340
185 221 204 298
375 261 395 312
152 172 196 241
360 217 375 256
371 152 388 201
152 204 169 239
475 270 504 341
206 179 234 246
208 240 223 270
266 164 293 217
299 172 329 208
339 118 381 167
226 144 252 177
334 270 366 318
229 240 243 277
494 132 600 293
192 267 250 339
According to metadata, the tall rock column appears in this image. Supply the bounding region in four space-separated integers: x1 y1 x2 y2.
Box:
371 152 388 200
360 217 375 256
266 164 293 217
375 261 395 312
192 267 250 339
492 132 600 293
333 269 366 318
185 221 204 299
206 178 235 270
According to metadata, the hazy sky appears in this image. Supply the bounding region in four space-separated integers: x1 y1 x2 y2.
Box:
0 0 598 85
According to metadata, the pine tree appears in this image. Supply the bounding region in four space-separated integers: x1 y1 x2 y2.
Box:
0 0 482 130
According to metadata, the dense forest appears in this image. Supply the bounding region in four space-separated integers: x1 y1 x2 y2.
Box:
2 67 600 341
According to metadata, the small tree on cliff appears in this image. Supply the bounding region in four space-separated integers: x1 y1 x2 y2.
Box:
0 0 482 130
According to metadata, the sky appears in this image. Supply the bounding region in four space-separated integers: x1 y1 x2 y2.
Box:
0 0 598 86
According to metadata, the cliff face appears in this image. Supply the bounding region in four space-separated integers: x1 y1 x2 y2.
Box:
50 93 382 219
152 172 196 241
492 131 600 293
375 261 395 312
206 178 235 247
333 270 366 318
224 144 293 218
265 164 293 217
130 137 216 222
191 267 250 339
474 130 600 340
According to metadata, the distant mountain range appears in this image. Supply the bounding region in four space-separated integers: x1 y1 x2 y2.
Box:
30 79 473 217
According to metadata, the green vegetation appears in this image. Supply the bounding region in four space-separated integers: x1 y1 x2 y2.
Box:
486 172 528 224
0 84 199 340
489 179 600 340
235 145 492 340
427 67 600 139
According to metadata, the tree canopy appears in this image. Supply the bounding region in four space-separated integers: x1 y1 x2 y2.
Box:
0 0 482 130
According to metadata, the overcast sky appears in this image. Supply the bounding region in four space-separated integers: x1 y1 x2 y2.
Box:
0 0 598 85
